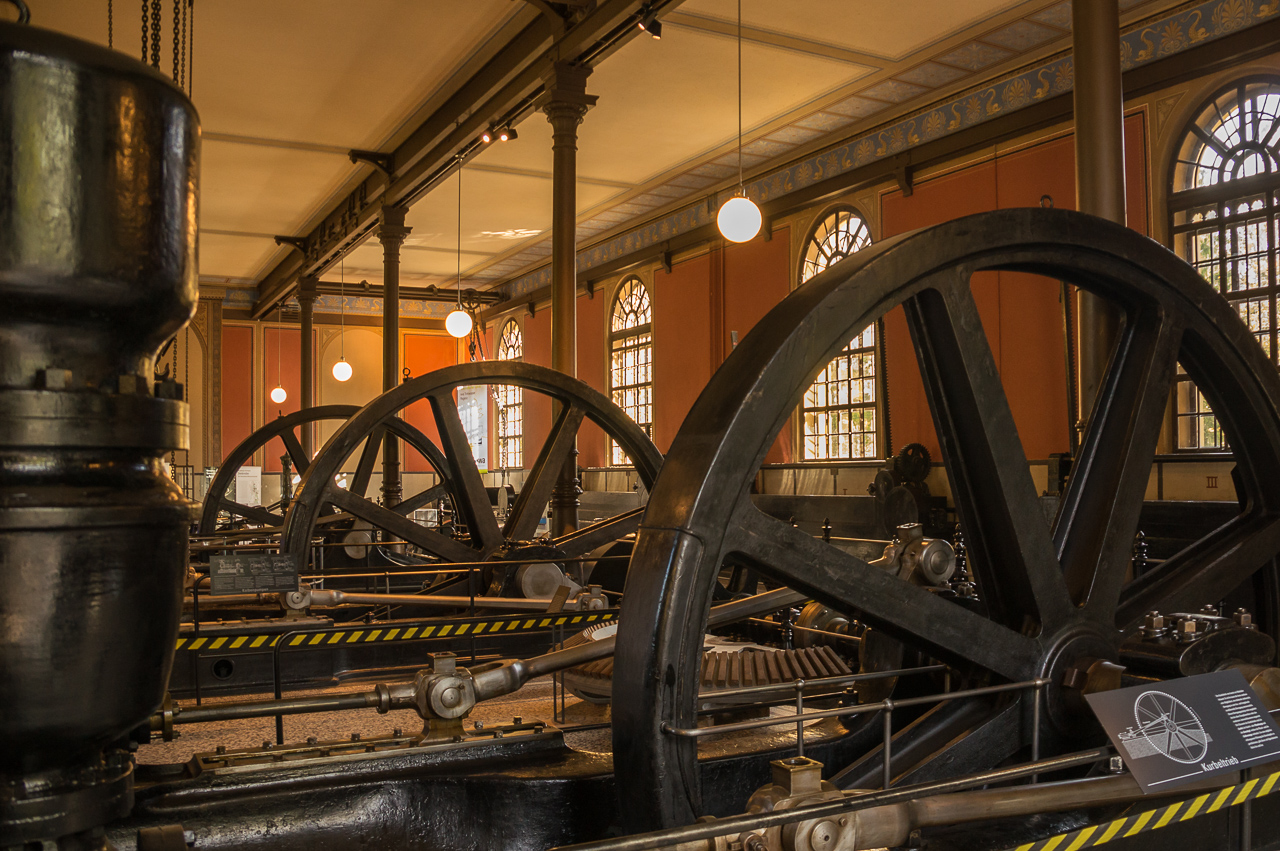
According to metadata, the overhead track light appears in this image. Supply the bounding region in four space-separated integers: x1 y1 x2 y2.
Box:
481 127 494 144
499 125 518 142
639 5 662 38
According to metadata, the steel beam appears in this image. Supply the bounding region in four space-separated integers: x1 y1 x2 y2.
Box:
251 0 680 319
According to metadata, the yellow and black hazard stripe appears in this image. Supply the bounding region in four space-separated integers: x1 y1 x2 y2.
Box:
1007 769 1280 851
174 610 617 652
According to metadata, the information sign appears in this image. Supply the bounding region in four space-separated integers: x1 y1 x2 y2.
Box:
209 552 298 595
1086 668 1280 792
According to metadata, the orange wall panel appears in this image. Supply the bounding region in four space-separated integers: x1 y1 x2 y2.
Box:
403 333 459 471
723 232 794 463
654 256 713 453
523 307 554 467
577 291 609 468
221 325 254 463
262 327 303 473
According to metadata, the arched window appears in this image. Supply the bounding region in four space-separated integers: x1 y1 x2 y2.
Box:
609 277 653 465
799 207 878 460
495 319 522 469
1170 79 1280 449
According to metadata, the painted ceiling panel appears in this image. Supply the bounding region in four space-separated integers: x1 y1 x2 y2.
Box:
198 233 278 282
681 0 1029 60
200 142 354 235
574 25 872 185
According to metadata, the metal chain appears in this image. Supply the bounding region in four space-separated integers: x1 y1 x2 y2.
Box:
107 0 113 48
187 0 194 97
171 0 179 80
178 0 186 89
150 0 160 69
140 0 146 62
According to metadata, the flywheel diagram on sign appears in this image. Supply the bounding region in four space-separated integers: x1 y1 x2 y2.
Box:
1086 668 1280 792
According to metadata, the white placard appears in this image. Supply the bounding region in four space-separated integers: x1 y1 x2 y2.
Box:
235 465 262 506
457 385 488 473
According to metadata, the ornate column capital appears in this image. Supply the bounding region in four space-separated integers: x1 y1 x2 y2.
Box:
535 61 598 132
377 204 411 248
295 275 320 306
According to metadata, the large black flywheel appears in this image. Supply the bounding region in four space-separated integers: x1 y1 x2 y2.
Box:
198 404 451 537
612 208 1280 829
282 362 663 580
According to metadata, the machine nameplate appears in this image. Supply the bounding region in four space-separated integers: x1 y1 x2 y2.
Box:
209 552 299 595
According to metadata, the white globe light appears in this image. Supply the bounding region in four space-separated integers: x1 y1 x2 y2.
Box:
717 195 762 243
270 385 287 404
332 358 353 382
446 308 473 338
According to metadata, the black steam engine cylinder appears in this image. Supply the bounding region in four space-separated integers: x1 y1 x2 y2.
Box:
0 19 199 849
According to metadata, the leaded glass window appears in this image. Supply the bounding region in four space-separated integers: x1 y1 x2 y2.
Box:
495 319 523 469
799 207 878 460
1170 80 1280 450
609 278 653 465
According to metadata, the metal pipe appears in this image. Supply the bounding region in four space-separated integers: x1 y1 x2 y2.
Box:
1071 0 1125 428
306 589 565 611
473 587 807 700
297 276 318 457
165 691 379 725
661 678 1048 738
378 205 411 508
550 748 1113 851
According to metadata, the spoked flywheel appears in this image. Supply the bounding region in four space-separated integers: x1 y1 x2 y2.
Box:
613 208 1280 828
282 362 663 594
198 404 453 537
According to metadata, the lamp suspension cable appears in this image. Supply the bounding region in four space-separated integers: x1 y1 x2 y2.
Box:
446 157 474 339
271 303 287 404
715 0 762 242
332 256 352 381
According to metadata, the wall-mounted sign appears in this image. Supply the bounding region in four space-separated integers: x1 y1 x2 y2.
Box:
1086 669 1280 792
457 385 488 473
235 465 262 506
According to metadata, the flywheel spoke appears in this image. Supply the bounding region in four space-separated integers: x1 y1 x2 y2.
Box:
1056 307 1183 615
1117 511 1280 630
730 504 1039 680
280 427 311 474
349 426 387 496
904 275 1070 631
393 483 449 517
219 498 283 527
503 402 586 541
326 486 478 563
552 506 645 558
428 390 504 553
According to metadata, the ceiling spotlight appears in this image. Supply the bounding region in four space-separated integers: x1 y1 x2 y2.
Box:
639 7 662 38
499 125 518 142
481 127 494 144
446 308 473 339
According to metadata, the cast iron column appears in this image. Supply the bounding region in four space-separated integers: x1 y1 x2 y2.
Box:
1072 0 1125 434
296 275 319 458
378 205 411 507
537 62 597 538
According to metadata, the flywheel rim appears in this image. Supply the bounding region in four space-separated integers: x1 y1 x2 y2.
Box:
612 208 1280 829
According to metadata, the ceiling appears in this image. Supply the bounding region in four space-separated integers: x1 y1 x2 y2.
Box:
26 0 1175 296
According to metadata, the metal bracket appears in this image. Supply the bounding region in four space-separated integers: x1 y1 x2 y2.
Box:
527 301 537 318
349 149 394 179
895 163 914 197
661 247 673 274
273 236 308 255
586 279 595 299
